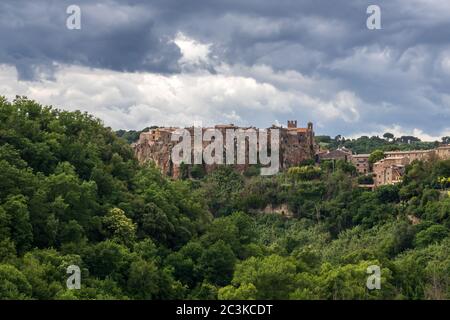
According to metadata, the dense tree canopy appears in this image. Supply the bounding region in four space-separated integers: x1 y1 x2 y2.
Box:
1 97 450 300
316 135 438 154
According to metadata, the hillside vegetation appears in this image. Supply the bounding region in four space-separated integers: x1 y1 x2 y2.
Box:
316 135 439 154
1 97 450 300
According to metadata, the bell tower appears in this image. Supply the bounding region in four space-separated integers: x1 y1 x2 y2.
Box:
287 120 297 128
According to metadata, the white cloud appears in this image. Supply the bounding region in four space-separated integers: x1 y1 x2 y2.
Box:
0 61 363 130
173 32 212 69
350 124 450 142
329 46 394 77
331 91 360 123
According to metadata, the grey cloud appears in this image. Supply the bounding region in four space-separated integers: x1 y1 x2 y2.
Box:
1 0 450 138
0 0 181 80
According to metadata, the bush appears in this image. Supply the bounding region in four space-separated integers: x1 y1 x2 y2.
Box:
191 164 206 179
358 174 374 185
414 225 449 248
288 166 322 180
243 165 260 177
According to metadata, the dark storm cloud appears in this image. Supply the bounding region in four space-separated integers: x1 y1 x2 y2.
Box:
1 0 450 137
0 0 425 77
0 0 181 80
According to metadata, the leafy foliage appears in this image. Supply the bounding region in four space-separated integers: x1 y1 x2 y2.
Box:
1 97 450 300
316 135 438 154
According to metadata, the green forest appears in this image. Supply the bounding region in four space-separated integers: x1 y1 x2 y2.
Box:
1 97 450 300
315 135 440 154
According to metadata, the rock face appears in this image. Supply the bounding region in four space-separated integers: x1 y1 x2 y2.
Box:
262 204 293 218
132 120 317 178
133 128 178 176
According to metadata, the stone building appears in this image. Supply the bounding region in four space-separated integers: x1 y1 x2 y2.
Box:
350 154 370 174
371 147 450 187
384 149 435 162
133 120 317 178
436 145 450 160
349 146 450 187
281 121 317 168
318 147 352 162
373 156 409 187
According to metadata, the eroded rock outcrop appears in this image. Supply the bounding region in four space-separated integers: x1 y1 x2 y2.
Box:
133 121 317 178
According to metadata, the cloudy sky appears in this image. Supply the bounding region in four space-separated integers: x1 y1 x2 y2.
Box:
1 0 450 139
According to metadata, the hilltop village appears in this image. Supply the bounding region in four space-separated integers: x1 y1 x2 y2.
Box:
133 120 317 178
132 120 450 188
318 146 450 188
